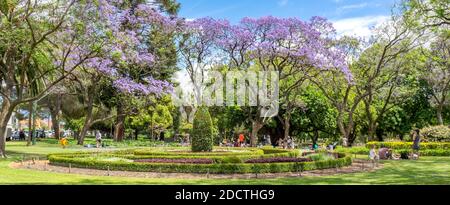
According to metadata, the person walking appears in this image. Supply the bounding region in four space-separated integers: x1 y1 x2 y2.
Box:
238 134 245 147
95 131 103 148
412 129 421 159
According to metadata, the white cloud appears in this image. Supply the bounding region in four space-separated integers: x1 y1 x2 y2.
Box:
338 3 369 10
336 3 369 15
278 0 289 7
332 15 390 38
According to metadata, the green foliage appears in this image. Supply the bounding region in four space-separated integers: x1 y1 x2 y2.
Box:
307 153 335 161
47 150 351 174
335 146 370 154
191 107 214 152
290 86 337 140
420 126 450 142
152 104 173 134
366 141 450 149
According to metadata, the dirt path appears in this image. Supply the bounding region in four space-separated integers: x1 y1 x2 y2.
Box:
10 159 382 179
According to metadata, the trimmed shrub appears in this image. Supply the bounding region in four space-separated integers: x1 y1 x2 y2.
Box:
420 125 450 142
395 149 450 156
366 142 450 150
335 146 370 154
191 107 214 152
307 153 335 161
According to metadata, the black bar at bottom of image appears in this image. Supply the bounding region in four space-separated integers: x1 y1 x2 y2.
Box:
1 185 450 203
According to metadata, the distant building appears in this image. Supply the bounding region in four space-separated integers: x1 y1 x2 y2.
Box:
6 112 19 139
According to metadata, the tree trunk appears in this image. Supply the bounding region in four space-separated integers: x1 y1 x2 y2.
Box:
114 104 125 142
337 113 350 147
78 96 94 145
26 102 33 146
312 130 319 146
51 111 61 139
437 106 444 125
367 125 376 142
49 95 62 139
0 100 14 158
134 129 139 140
114 116 125 142
250 120 263 147
364 99 377 141
283 115 290 140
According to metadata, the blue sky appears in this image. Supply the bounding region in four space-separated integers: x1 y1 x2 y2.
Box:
177 0 398 37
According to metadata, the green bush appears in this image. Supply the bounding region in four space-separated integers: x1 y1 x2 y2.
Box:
366 141 450 150
420 125 450 142
335 146 370 154
307 153 335 161
191 107 214 152
394 149 450 156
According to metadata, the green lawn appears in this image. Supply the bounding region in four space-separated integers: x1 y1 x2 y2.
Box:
1 141 450 185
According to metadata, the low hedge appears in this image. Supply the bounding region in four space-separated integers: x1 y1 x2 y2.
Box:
335 146 370 155
396 149 450 157
133 148 265 157
366 142 450 150
336 146 450 157
49 149 300 164
48 151 350 174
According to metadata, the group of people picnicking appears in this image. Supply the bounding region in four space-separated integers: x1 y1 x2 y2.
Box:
369 129 422 162
59 130 103 149
220 134 250 147
219 134 297 149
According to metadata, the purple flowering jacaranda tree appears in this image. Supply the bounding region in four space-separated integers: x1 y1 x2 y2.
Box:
177 16 351 147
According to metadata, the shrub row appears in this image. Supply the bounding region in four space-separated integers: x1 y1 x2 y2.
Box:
335 146 450 157
50 149 300 164
48 153 351 174
133 148 265 156
396 149 450 156
420 125 450 142
335 146 370 155
366 142 450 150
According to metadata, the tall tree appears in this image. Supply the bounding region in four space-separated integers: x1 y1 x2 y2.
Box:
0 0 100 157
112 0 179 142
422 34 450 125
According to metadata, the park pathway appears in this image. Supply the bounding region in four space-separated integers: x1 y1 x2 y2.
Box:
10 159 383 179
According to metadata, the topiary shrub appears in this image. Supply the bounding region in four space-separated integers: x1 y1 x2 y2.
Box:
420 125 450 142
191 107 214 152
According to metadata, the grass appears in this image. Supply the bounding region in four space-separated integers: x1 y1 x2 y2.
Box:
1 141 450 185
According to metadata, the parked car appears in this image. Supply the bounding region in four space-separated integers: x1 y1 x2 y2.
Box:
11 131 20 141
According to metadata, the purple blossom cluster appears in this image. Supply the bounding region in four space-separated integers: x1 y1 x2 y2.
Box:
180 15 352 82
54 0 176 96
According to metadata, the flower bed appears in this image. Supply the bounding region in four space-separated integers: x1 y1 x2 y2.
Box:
245 157 312 164
48 148 352 174
134 158 214 164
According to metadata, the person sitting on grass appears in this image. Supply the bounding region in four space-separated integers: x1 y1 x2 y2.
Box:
379 147 391 160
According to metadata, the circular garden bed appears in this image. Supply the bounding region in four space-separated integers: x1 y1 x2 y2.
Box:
47 147 352 174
